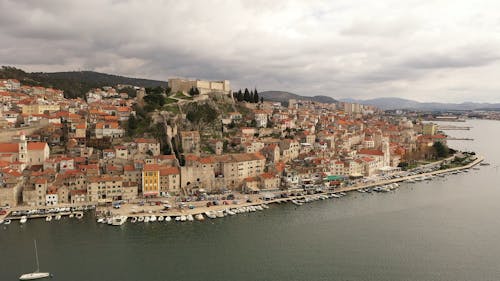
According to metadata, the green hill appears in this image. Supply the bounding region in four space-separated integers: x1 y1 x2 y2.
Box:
260 90 337 104
0 66 168 99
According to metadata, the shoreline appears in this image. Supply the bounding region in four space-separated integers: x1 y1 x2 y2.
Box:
2 155 485 224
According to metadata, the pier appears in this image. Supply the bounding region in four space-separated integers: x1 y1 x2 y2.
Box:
438 125 472 130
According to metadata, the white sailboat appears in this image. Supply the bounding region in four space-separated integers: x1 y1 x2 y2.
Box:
19 240 51 280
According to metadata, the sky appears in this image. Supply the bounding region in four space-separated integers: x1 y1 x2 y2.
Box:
1 0 500 103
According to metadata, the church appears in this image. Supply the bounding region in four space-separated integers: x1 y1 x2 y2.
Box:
0 132 50 170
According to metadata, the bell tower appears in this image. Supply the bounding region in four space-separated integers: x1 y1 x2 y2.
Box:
18 131 28 164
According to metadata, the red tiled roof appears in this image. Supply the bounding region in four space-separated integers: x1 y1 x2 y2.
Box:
0 143 18 153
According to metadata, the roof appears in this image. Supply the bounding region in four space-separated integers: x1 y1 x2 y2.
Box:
27 142 47 151
0 143 18 153
358 149 384 156
159 166 180 176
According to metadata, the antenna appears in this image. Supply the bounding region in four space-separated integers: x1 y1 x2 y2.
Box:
34 240 40 273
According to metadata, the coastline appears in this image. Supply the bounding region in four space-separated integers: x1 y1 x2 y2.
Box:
1 155 484 224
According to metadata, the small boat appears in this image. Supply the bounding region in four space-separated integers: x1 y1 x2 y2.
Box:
20 216 28 224
261 204 269 209
111 216 127 226
225 209 235 216
54 214 61 221
138 216 145 222
175 216 181 222
186 214 194 221
106 217 113 225
158 216 164 222
216 211 225 218
150 215 157 222
144 216 150 223
180 215 187 222
45 216 52 222
130 217 138 223
205 211 217 219
4 219 11 225
75 213 83 220
292 200 303 206
0 219 3 224
97 218 104 223
194 213 204 221
165 216 172 222
19 240 51 280
68 213 74 218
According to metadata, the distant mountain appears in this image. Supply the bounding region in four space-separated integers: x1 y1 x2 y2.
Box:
340 97 500 111
260 91 337 104
0 66 168 99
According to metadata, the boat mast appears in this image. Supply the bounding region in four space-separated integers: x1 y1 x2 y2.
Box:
34 240 40 273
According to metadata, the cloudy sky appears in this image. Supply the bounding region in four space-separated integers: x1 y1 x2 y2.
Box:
1 0 500 102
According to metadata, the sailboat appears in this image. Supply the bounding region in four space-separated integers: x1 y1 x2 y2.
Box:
19 240 52 280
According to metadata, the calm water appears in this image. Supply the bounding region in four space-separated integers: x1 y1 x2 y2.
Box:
1 119 500 281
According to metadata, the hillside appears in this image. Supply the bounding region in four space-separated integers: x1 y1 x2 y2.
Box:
340 97 500 111
0 66 168 99
260 91 337 104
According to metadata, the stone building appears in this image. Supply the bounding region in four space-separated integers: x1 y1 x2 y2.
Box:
168 78 230 95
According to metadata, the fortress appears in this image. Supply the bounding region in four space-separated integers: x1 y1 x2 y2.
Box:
168 78 231 95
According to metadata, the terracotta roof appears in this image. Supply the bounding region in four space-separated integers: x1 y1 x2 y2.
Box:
358 149 384 156
0 143 18 153
160 166 179 176
27 142 47 151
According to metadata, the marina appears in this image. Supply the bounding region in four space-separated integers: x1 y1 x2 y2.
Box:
1 154 484 227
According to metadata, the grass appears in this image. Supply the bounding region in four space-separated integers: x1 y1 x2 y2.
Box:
173 92 193 100
164 98 178 104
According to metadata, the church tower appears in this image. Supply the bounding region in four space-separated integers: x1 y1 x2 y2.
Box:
18 131 28 164
382 136 390 167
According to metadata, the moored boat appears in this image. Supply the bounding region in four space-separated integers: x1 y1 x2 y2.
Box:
4 219 11 225
45 216 52 222
194 213 204 221
187 214 194 221
18 240 51 280
20 216 28 224
111 216 127 226
165 216 172 222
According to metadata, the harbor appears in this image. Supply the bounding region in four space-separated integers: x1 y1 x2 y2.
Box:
1 154 485 227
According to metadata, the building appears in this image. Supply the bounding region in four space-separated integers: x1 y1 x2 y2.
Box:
423 123 437 136
135 138 160 156
159 166 181 195
87 175 124 203
168 78 231 95
180 131 200 155
0 133 50 166
142 164 161 197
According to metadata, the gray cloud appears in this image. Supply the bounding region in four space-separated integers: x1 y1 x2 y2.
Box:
1 0 500 102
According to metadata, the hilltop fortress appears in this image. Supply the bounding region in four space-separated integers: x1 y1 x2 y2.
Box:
168 78 231 95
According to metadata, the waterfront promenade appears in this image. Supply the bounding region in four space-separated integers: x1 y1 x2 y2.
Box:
1 155 484 223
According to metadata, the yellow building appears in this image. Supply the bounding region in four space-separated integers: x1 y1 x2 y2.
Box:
142 164 161 197
423 123 437 135
22 103 60 114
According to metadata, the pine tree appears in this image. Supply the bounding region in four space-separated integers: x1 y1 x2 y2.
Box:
253 88 259 103
243 88 250 102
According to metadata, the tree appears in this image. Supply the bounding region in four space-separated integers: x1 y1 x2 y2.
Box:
260 96 264 103
253 89 259 103
237 89 243 101
433 141 449 158
243 88 250 102
127 115 138 136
